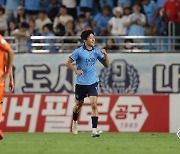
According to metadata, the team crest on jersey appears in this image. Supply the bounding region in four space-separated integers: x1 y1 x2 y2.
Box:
99 59 139 94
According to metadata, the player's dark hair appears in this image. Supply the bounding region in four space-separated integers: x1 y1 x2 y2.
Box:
80 30 94 41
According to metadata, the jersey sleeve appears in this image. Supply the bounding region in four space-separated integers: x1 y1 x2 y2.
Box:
96 48 104 61
0 35 11 51
69 49 79 61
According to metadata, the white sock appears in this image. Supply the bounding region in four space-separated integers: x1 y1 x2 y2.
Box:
73 120 77 124
92 128 97 134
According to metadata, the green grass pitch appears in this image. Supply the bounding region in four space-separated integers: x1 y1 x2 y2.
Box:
0 132 180 154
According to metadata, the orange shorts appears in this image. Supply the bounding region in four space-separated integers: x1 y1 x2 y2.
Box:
0 86 4 103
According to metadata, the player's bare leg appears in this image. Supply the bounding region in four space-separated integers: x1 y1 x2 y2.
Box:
0 102 3 140
72 99 84 134
89 96 100 137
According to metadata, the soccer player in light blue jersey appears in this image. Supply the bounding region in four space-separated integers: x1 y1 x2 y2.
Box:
65 30 109 137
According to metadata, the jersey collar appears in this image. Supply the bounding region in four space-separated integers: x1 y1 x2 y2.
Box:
83 44 94 51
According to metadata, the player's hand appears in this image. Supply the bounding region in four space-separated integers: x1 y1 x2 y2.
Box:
0 72 9 81
75 70 83 76
9 81 14 93
101 49 107 55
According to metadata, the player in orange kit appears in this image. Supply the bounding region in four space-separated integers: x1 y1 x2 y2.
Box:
0 35 14 140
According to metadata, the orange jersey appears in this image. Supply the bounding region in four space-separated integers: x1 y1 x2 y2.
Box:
0 35 11 86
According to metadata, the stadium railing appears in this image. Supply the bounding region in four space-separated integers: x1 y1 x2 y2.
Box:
5 36 180 53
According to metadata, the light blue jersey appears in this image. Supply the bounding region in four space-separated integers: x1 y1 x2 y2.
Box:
118 0 132 5
157 0 166 8
93 13 112 32
0 0 6 5
6 0 21 11
143 0 158 24
25 0 47 11
80 0 93 8
127 13 146 36
70 45 104 85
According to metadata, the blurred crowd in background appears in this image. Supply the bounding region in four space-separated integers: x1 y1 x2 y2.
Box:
0 0 179 52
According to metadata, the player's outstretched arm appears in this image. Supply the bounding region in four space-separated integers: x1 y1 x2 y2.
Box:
65 58 83 75
5 52 14 92
6 48 14 73
9 71 14 92
100 49 110 68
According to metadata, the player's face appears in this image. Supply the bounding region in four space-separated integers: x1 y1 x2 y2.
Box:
85 34 95 47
